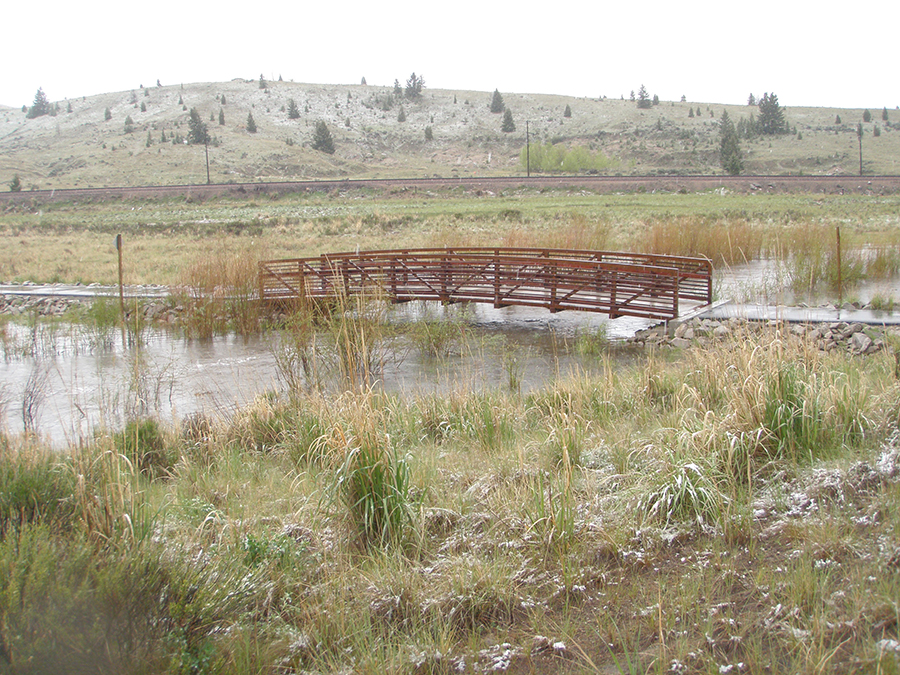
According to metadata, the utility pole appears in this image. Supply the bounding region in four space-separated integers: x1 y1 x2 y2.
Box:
204 139 210 184
525 120 530 177
857 123 863 176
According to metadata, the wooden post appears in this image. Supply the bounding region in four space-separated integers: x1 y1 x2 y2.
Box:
116 234 126 347
836 226 842 307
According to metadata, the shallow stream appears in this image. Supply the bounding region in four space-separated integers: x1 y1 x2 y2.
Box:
0 302 648 447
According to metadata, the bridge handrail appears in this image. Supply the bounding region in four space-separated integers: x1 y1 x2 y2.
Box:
258 247 713 320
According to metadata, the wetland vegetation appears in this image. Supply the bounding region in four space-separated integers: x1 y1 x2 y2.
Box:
1 188 900 673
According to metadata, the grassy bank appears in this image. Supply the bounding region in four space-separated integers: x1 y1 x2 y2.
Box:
2 324 899 673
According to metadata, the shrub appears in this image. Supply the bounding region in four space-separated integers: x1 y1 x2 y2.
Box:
104 107 112 121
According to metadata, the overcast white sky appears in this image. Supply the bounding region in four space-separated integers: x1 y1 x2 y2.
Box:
3 0 897 111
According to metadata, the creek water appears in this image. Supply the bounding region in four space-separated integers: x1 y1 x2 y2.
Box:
3 258 897 448
0 302 649 447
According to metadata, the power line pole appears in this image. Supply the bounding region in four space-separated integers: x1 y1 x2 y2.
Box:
526 121 530 177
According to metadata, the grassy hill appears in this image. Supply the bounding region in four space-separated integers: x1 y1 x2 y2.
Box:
2 79 899 190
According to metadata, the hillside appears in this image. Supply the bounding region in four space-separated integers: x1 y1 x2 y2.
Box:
2 79 899 190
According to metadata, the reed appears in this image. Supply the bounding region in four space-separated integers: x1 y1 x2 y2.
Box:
641 215 764 266
174 240 267 338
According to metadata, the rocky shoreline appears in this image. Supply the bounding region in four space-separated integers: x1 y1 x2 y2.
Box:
630 315 895 355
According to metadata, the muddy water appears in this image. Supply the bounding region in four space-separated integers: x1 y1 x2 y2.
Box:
0 303 649 447
4 256 896 447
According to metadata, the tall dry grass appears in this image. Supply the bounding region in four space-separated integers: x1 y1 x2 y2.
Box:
640 215 765 266
174 240 268 337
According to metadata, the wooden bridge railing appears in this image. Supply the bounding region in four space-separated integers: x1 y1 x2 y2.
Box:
258 248 713 321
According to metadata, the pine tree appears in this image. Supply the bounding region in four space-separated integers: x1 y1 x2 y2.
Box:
757 92 787 135
652 94 659 106
863 109 872 123
424 126 433 141
835 114 842 124
8 175 22 192
883 107 889 122
259 74 267 89
146 131 153 147
719 110 743 175
188 108 210 144
141 101 147 112
636 85 651 109
66 101 72 113
397 106 406 122
220 94 226 106
104 107 112 121
247 112 257 133
26 88 51 119
393 80 402 97
312 120 335 154
490 89 505 113
161 129 167 143
501 109 516 132
748 93 756 106
688 107 695 118
405 72 425 99
288 98 300 119
124 115 134 133
563 104 572 118
361 76 367 85
219 108 225 125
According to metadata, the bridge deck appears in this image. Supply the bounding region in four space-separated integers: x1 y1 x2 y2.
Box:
259 248 712 321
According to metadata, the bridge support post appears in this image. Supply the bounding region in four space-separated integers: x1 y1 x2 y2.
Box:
493 252 501 308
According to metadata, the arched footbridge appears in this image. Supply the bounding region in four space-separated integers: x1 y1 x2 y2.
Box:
258 248 713 321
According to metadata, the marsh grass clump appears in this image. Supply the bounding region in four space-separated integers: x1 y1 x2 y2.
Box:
115 417 173 478
573 324 609 357
642 216 764 266
407 316 469 359
331 394 417 548
638 460 725 527
175 242 266 338
0 440 75 535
